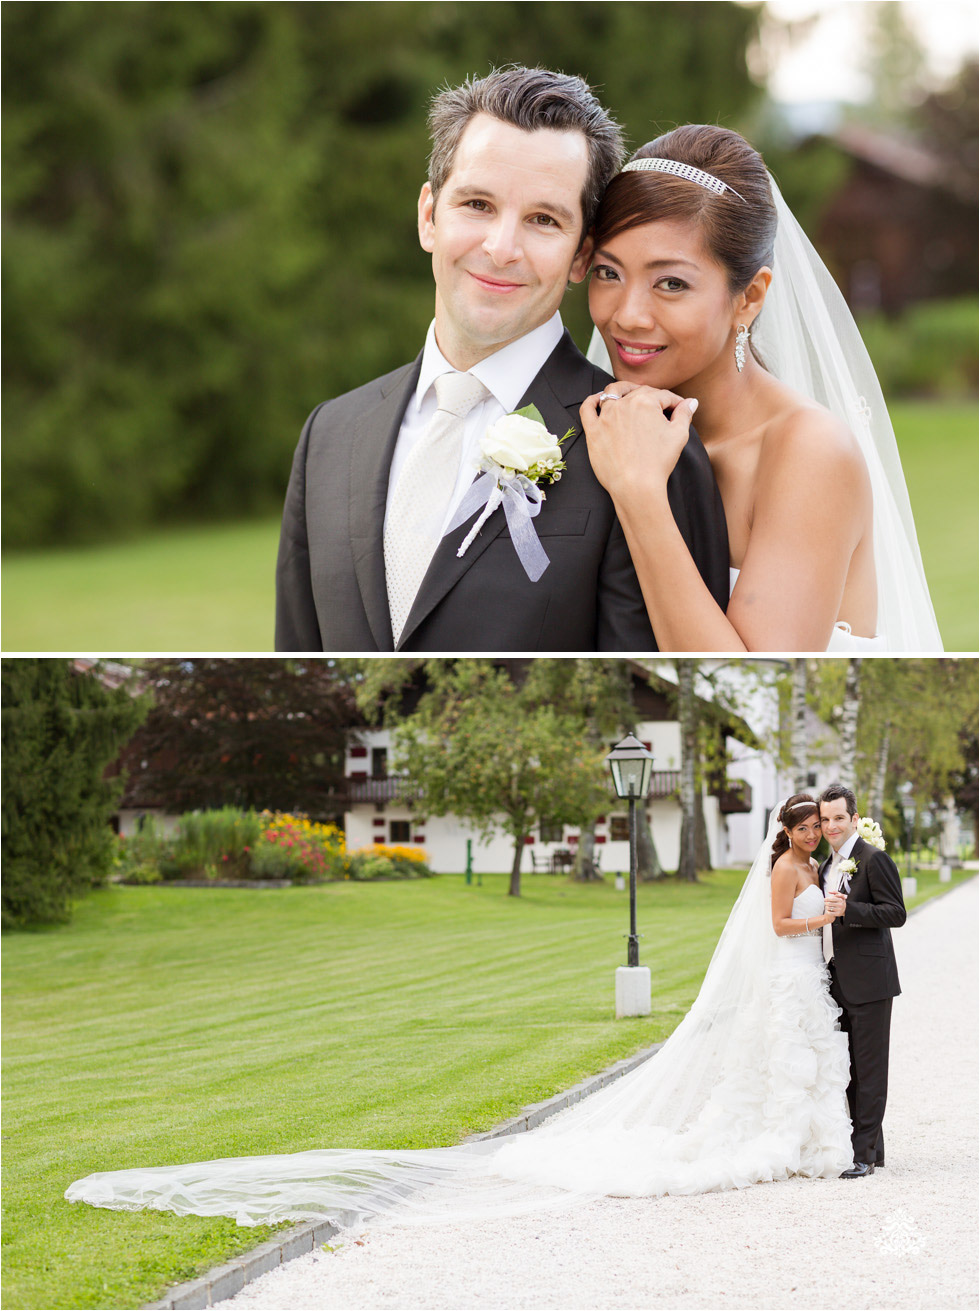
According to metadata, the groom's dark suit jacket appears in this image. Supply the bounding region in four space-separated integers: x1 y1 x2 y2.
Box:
275 331 729 651
819 836 906 1005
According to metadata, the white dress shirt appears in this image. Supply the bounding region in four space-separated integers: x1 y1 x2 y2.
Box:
823 828 860 963
384 312 565 536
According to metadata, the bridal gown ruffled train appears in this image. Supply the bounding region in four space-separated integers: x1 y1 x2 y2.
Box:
66 885 852 1228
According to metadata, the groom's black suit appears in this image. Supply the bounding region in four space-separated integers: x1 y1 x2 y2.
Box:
275 332 729 651
820 836 906 1165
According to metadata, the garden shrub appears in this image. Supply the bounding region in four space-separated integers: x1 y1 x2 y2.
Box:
347 845 433 881
115 820 168 885
169 807 264 879
858 297 978 399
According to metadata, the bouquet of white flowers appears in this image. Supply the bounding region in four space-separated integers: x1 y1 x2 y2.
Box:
858 816 886 850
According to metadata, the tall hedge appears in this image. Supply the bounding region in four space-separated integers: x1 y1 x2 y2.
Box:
1 659 149 928
2 1 761 548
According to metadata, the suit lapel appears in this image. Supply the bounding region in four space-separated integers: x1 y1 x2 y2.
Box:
843 835 868 890
349 358 421 650
397 332 588 649
818 855 831 891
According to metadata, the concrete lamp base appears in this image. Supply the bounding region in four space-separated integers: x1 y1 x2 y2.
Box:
615 965 651 1018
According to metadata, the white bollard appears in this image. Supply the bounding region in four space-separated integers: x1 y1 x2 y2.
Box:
902 876 917 898
615 965 651 1018
614 874 626 891
939 864 952 883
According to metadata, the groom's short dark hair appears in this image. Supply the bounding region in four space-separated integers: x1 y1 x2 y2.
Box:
819 783 858 816
427 65 624 239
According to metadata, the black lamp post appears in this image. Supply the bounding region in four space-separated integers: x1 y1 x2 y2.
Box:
605 734 655 967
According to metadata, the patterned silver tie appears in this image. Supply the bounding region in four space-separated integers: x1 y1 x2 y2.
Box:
823 850 841 964
384 371 489 646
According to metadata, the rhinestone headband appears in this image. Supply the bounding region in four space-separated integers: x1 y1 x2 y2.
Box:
621 156 746 203
783 799 816 811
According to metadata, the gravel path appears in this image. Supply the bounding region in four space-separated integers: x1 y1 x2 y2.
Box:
220 879 978 1311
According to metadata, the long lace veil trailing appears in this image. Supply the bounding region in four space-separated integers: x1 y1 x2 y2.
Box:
587 175 944 652
66 809 802 1228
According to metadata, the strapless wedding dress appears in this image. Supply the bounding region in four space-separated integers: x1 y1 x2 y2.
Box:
65 888 852 1226
729 568 887 652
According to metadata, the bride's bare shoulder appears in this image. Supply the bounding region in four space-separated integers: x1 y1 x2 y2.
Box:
756 379 870 496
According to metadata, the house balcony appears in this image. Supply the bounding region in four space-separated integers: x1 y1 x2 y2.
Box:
345 771 684 807
345 776 420 807
648 769 681 798
714 779 753 814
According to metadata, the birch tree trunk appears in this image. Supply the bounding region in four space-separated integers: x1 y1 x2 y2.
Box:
838 657 862 790
695 792 712 870
791 659 809 792
868 723 891 818
677 659 699 882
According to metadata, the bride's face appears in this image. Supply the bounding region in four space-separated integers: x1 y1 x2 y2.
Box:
588 218 743 392
785 813 822 853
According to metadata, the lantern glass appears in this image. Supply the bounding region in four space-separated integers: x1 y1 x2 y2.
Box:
605 735 655 800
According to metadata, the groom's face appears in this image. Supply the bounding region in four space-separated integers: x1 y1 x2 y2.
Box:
820 800 858 851
418 114 593 370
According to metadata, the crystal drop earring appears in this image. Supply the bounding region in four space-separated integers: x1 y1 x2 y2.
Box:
734 323 750 373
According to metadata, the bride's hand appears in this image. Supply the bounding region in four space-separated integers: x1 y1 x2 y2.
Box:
580 384 699 501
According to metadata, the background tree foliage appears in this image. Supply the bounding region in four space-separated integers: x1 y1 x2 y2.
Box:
2 0 763 548
389 661 610 896
1 659 149 928
123 658 356 817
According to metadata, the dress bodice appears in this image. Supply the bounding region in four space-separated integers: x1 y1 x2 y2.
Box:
773 882 825 968
792 883 825 917
728 568 885 652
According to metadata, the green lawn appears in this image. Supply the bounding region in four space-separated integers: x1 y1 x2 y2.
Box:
2 401 975 652
891 402 978 650
2 868 974 1311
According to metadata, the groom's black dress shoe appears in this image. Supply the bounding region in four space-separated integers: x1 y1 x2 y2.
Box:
840 1162 876 1178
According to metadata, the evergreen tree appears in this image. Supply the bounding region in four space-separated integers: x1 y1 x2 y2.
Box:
3 1 763 548
1 659 149 928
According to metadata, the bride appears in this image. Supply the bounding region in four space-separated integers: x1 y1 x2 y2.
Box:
581 125 943 653
66 796 853 1229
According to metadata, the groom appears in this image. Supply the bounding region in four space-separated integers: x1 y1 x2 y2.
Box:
819 783 907 1178
275 66 729 651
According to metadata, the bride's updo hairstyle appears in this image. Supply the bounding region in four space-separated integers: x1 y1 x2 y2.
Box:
592 125 777 298
771 794 819 863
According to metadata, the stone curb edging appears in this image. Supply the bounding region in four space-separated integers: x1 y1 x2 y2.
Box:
142 1040 664 1309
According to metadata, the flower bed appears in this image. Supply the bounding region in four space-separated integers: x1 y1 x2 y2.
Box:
115 814 432 884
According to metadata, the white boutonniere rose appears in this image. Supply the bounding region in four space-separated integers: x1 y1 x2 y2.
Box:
480 410 566 482
444 404 573 580
837 856 858 891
